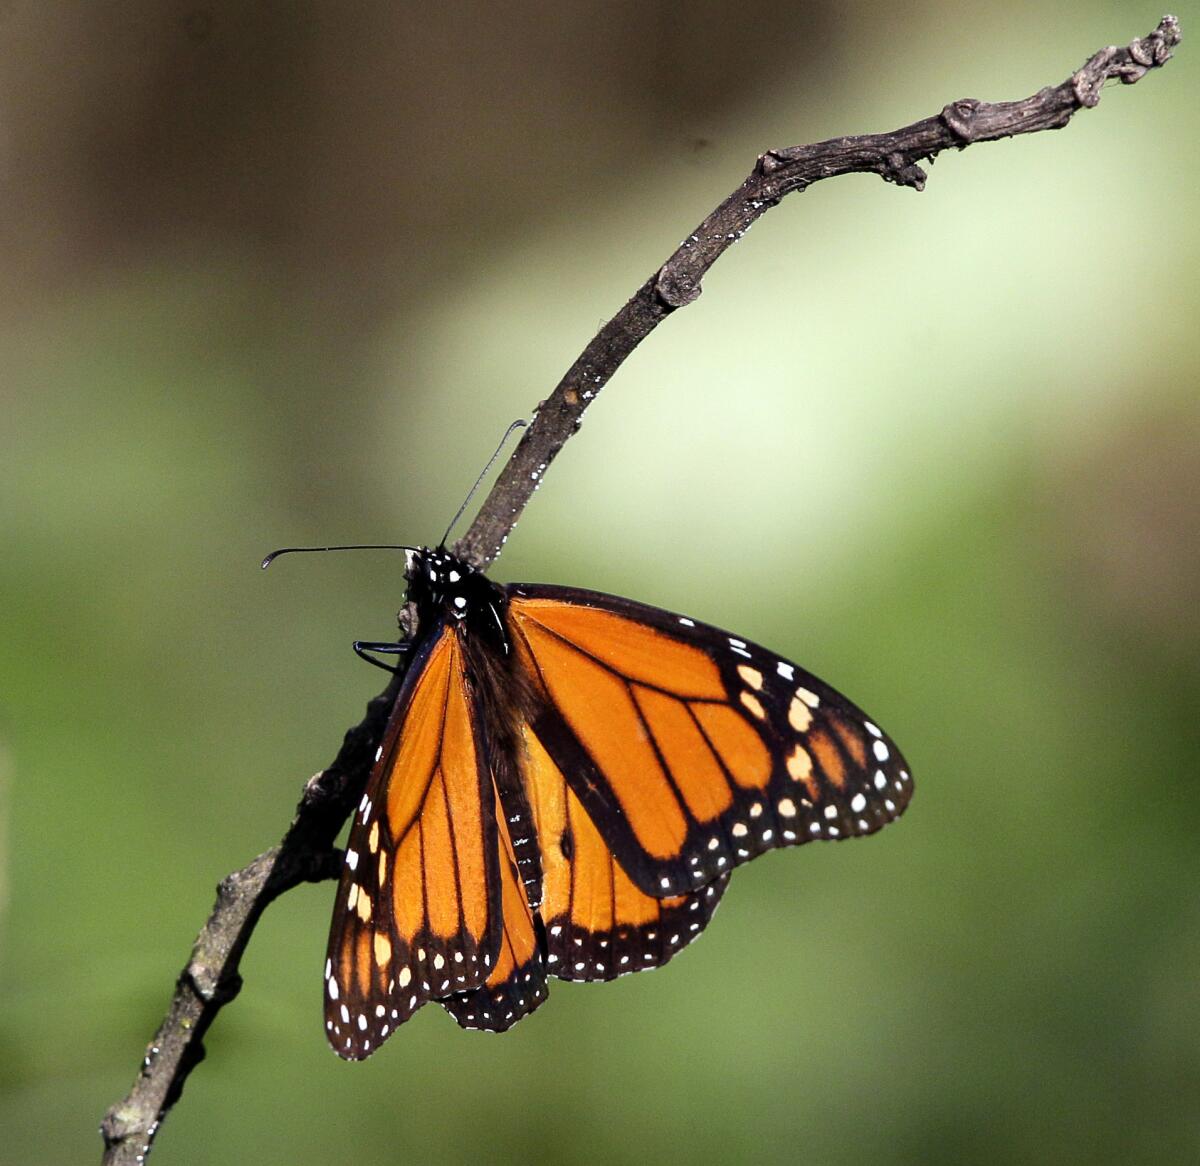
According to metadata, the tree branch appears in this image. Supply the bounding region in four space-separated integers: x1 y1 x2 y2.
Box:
100 16 1180 1163
453 15 1181 570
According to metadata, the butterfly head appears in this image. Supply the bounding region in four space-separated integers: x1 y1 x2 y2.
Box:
405 547 503 633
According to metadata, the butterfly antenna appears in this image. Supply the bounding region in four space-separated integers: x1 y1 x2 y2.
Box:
439 419 528 547
261 545 419 570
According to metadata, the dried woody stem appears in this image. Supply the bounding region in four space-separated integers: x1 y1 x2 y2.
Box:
100 17 1180 1164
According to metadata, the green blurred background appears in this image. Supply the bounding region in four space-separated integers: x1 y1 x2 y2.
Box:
1 3 1196 1163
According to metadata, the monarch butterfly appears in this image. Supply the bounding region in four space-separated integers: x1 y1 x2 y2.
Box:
310 544 912 1059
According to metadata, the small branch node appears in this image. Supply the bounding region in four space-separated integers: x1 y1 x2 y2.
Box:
655 263 703 308
1072 50 1115 107
1128 37 1156 69
756 149 787 175
301 769 330 801
941 98 983 142
183 962 240 1005
882 152 927 190
398 603 419 641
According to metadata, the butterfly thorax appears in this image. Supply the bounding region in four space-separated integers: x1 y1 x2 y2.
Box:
404 547 508 649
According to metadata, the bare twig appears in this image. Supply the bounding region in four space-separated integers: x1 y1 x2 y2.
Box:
453 15 1181 570
100 17 1180 1164
99 677 401 1163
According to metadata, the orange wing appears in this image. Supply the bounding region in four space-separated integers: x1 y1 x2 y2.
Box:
505 587 913 899
439 802 549 1031
324 626 500 1060
520 723 729 980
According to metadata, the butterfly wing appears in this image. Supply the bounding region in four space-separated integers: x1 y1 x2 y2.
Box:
505 586 913 899
439 801 549 1031
324 623 501 1060
520 720 730 981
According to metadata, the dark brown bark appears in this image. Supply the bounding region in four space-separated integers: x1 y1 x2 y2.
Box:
100 17 1180 1164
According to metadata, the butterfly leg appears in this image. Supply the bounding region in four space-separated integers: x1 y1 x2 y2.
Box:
353 639 411 673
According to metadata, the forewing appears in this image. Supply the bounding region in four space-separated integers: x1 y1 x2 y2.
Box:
505 586 912 898
324 626 501 1060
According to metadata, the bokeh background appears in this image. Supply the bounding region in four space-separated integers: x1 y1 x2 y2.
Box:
2 3 1196 1163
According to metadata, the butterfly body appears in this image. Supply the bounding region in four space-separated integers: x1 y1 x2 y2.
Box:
324 547 912 1059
